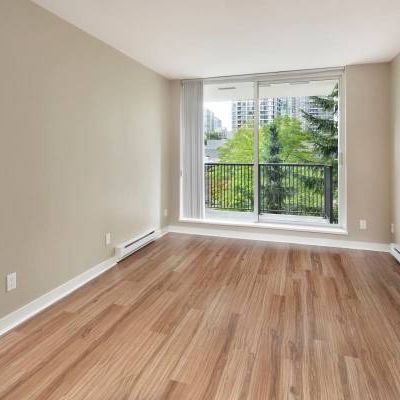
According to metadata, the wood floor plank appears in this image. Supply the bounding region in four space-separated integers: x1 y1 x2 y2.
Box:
0 233 400 399
1 304 128 400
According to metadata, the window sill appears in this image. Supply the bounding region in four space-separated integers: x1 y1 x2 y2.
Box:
178 217 348 236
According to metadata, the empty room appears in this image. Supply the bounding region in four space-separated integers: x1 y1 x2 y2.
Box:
1 0 400 398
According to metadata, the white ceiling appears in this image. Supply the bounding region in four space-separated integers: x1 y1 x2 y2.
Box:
32 0 400 79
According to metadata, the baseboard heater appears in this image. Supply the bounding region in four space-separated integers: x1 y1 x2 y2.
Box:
115 230 160 261
390 243 400 264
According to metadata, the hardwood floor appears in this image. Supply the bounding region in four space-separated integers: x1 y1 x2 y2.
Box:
1 233 400 399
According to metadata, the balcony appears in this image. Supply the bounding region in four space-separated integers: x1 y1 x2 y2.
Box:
204 163 336 224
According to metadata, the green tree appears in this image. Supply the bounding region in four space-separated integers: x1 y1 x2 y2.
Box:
213 116 319 213
210 112 337 218
217 123 254 163
263 122 284 212
268 121 281 163
205 131 223 140
301 85 339 222
301 85 338 161
218 116 316 164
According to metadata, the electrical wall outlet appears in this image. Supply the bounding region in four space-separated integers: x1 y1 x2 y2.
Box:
391 223 395 235
105 232 111 246
359 220 367 230
6 272 17 292
164 209 168 217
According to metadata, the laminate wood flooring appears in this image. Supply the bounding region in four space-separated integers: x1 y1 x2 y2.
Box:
1 233 400 399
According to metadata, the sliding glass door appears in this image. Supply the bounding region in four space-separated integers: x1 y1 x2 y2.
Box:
201 70 342 227
257 78 339 224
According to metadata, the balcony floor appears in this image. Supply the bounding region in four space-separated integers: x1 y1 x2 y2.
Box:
205 208 329 225
205 209 255 222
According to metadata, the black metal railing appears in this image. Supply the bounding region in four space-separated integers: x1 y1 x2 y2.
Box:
205 163 254 212
204 163 334 222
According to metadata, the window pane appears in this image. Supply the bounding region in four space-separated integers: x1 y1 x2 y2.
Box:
258 79 339 224
203 81 255 222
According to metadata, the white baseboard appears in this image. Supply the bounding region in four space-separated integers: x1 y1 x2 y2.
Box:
0 256 117 337
167 225 390 252
390 243 400 263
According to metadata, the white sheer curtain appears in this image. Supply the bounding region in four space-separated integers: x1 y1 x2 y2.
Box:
181 80 204 219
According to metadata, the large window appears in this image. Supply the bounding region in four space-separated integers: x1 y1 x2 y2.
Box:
182 69 345 230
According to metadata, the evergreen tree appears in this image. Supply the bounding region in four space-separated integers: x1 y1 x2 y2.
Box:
268 122 281 163
264 122 284 212
301 84 339 222
301 84 338 161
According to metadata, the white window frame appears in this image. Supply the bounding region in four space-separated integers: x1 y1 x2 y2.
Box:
180 67 347 235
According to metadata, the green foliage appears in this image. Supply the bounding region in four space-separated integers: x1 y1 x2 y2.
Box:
271 117 317 163
268 122 281 163
213 116 323 215
205 131 224 140
206 165 254 211
301 85 339 222
262 122 284 211
301 85 338 162
217 123 255 163
207 93 339 222
218 116 317 164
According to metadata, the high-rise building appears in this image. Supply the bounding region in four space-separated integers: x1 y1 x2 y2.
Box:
232 97 332 132
204 109 223 133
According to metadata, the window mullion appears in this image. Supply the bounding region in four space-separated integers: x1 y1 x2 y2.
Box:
253 81 260 222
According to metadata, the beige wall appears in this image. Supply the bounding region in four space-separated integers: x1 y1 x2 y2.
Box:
391 54 400 244
345 64 391 242
169 64 393 244
0 0 170 317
